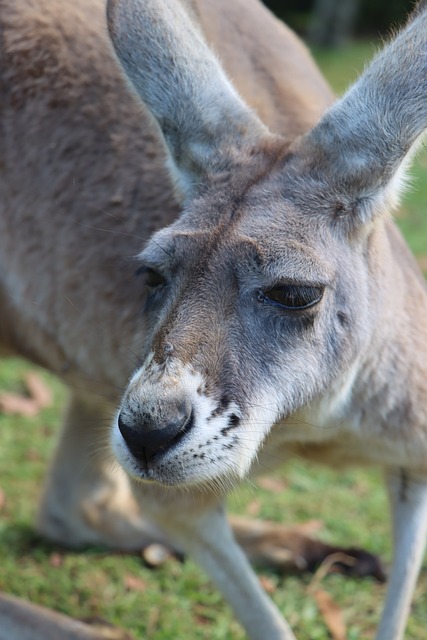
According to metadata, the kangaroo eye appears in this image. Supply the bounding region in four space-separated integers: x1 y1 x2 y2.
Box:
136 266 166 288
258 284 323 310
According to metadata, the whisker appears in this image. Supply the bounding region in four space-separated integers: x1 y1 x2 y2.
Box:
71 218 147 242
95 206 124 221
150 238 174 259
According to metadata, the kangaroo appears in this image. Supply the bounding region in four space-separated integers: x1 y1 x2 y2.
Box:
1 0 426 638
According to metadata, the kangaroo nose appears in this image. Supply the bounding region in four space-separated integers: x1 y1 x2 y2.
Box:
117 402 193 463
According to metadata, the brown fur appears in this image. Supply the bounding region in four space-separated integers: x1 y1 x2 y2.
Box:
0 0 331 385
1 1 427 639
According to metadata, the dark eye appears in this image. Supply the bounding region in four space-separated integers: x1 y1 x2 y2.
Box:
258 284 323 310
136 266 166 288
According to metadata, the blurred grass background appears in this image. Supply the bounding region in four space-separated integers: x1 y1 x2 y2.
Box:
1 18 427 640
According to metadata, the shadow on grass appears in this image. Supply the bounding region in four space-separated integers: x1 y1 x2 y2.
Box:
0 522 118 560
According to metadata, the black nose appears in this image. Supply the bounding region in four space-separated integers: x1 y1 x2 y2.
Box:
117 404 194 463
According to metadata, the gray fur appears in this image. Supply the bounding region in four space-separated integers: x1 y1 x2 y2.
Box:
2 0 427 639
292 9 427 226
107 0 268 191
108 2 427 639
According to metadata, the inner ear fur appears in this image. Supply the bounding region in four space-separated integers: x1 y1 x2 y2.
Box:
107 0 269 196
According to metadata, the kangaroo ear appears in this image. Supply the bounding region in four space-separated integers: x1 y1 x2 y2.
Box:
290 5 427 229
107 0 267 197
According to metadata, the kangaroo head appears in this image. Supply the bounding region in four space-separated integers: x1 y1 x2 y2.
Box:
108 0 427 489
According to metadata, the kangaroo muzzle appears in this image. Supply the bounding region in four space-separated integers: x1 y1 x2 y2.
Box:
117 398 194 463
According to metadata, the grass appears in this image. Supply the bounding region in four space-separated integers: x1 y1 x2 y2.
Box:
1 39 427 640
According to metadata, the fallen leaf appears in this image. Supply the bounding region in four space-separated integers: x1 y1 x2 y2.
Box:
49 552 64 568
123 574 148 592
256 476 287 492
259 575 277 594
308 552 357 591
24 372 52 409
0 393 39 417
313 589 347 640
245 500 261 516
0 372 52 417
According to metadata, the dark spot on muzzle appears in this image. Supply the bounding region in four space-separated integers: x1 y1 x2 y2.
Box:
221 413 241 435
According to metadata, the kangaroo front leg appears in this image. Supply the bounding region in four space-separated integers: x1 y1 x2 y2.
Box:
36 392 171 550
189 510 296 640
376 469 427 640
136 486 296 640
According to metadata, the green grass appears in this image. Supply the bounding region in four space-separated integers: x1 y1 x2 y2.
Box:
1 42 427 640
313 41 378 93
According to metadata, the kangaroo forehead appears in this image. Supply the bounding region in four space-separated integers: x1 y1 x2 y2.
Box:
141 222 335 282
